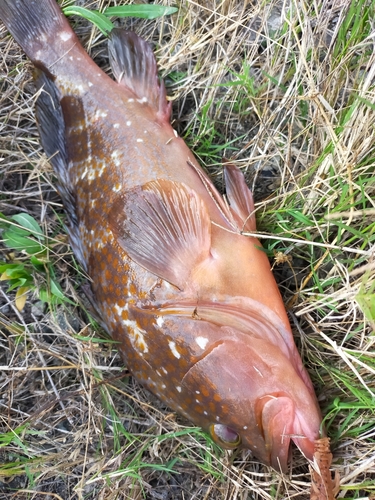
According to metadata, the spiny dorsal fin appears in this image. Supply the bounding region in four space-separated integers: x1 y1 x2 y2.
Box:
224 163 256 232
186 159 238 230
108 179 211 289
108 29 171 122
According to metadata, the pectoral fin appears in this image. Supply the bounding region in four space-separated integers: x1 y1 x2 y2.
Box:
109 179 212 289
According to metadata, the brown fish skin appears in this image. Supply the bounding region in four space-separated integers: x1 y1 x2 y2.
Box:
0 0 323 471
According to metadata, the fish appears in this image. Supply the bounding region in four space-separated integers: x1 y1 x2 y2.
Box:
0 0 323 471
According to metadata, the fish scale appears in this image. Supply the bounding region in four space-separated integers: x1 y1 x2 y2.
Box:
0 0 324 471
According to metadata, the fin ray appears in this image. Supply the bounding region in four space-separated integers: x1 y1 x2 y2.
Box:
109 180 211 289
0 0 78 70
108 29 171 122
34 71 85 268
224 163 256 232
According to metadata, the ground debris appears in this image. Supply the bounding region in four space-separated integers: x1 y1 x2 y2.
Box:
310 438 340 500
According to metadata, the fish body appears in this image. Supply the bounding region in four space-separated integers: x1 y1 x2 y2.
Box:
0 0 322 470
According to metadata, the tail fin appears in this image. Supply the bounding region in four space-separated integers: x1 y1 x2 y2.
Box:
0 0 78 70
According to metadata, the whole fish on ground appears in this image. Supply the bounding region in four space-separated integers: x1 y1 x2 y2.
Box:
0 0 325 474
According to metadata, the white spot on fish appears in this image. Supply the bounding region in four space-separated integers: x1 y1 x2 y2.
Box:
216 416 220 421
60 32 72 42
81 167 88 179
176 386 182 393
173 129 178 137
162 367 168 374
69 56 73 61
117 306 149 354
196 391 200 394
137 138 143 143
126 121 131 126
156 370 161 377
204 411 208 416
195 399 200 404
111 150 121 166
196 337 209 350
90 200 96 207
128 98 134 103
168 341 180 359
137 97 148 103
98 164 106 177
156 316 164 328
162 384 166 389
113 123 120 128
90 230 94 235
243 426 248 430
76 84 85 94
88 82 93 87
95 110 108 120
114 303 128 315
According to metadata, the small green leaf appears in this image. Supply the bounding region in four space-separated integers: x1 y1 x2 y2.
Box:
11 214 44 240
6 225 31 237
3 230 44 255
63 6 114 35
0 263 28 276
104 5 178 20
7 278 29 292
49 279 66 300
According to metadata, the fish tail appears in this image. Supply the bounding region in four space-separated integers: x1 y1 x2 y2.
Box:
0 0 77 71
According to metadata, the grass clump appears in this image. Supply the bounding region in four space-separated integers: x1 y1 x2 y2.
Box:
1 0 375 499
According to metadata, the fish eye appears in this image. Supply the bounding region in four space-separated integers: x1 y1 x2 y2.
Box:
209 424 241 448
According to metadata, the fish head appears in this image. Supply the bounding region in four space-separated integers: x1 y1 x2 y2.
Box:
124 304 322 472
180 332 322 471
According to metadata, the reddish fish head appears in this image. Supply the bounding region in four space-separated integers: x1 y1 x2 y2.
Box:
181 335 322 471
118 302 322 472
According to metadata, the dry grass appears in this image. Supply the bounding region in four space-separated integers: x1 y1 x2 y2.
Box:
1 0 375 499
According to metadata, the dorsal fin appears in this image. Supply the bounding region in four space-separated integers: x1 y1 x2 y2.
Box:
108 179 212 290
108 29 171 122
224 163 256 232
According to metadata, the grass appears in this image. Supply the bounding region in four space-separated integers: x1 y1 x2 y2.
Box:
1 0 375 498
